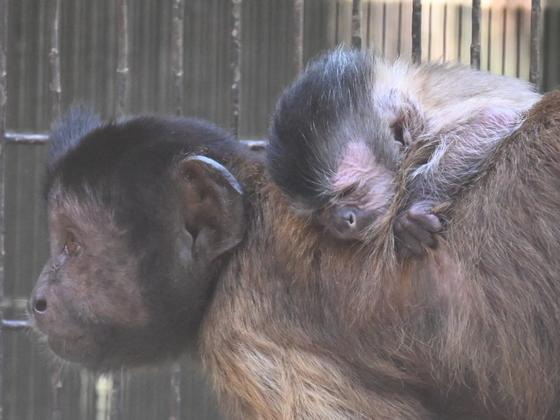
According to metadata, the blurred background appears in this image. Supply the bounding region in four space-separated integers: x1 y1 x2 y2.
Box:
2 0 559 419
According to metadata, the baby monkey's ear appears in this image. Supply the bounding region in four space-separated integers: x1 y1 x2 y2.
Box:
388 94 425 147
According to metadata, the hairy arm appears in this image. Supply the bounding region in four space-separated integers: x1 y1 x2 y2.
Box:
393 105 535 256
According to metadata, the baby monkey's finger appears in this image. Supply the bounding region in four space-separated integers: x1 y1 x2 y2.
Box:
407 205 442 232
401 217 437 248
396 229 425 256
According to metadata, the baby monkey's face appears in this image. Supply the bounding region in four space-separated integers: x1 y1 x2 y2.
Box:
315 141 395 241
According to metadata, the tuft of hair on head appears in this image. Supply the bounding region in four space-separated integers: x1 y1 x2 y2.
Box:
48 105 102 170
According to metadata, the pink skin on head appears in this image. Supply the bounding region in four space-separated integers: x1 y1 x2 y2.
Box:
318 141 394 241
332 141 394 212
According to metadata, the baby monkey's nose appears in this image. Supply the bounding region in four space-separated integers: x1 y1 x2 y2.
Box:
335 206 358 229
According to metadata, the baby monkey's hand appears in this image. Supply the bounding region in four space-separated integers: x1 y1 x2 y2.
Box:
394 201 442 257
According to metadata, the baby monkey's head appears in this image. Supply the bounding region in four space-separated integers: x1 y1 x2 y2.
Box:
268 49 420 241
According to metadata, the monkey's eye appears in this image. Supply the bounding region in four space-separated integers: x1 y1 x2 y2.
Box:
63 231 81 256
339 184 358 198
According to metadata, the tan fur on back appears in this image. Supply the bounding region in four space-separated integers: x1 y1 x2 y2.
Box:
202 93 560 419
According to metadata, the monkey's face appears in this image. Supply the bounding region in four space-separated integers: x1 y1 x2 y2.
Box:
28 116 247 371
30 148 246 370
316 140 396 241
29 192 157 369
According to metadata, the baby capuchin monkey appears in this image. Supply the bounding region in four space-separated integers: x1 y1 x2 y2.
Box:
268 49 540 255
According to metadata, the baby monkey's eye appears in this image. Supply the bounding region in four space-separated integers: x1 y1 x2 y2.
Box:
64 231 81 256
338 184 359 199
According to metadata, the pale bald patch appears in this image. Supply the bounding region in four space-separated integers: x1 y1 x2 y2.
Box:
332 141 394 212
372 57 539 140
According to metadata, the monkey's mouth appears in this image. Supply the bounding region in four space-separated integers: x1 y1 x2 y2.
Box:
29 315 101 366
47 334 87 357
45 333 108 368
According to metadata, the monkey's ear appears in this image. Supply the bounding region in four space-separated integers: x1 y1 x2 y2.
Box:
175 155 245 262
390 96 425 147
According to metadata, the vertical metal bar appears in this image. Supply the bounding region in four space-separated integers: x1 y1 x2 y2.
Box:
47 0 61 392
115 0 129 116
542 6 550 90
411 0 421 64
487 8 492 72
0 0 7 415
470 0 481 69
169 364 182 420
458 5 463 62
50 365 62 420
170 7 185 398
110 368 124 420
171 0 184 116
335 2 340 45
365 2 371 50
170 6 185 396
529 0 541 87
501 8 506 75
49 0 61 119
397 2 402 57
515 8 521 78
112 2 129 415
230 0 242 137
442 4 447 60
293 0 304 74
381 2 386 56
427 3 432 61
351 0 362 50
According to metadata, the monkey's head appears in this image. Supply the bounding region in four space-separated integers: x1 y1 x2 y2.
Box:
268 49 421 241
29 108 247 370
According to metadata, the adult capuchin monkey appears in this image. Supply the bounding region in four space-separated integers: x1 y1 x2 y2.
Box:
268 49 541 255
28 66 560 418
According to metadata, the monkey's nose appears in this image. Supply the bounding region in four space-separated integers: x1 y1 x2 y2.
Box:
335 206 357 229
